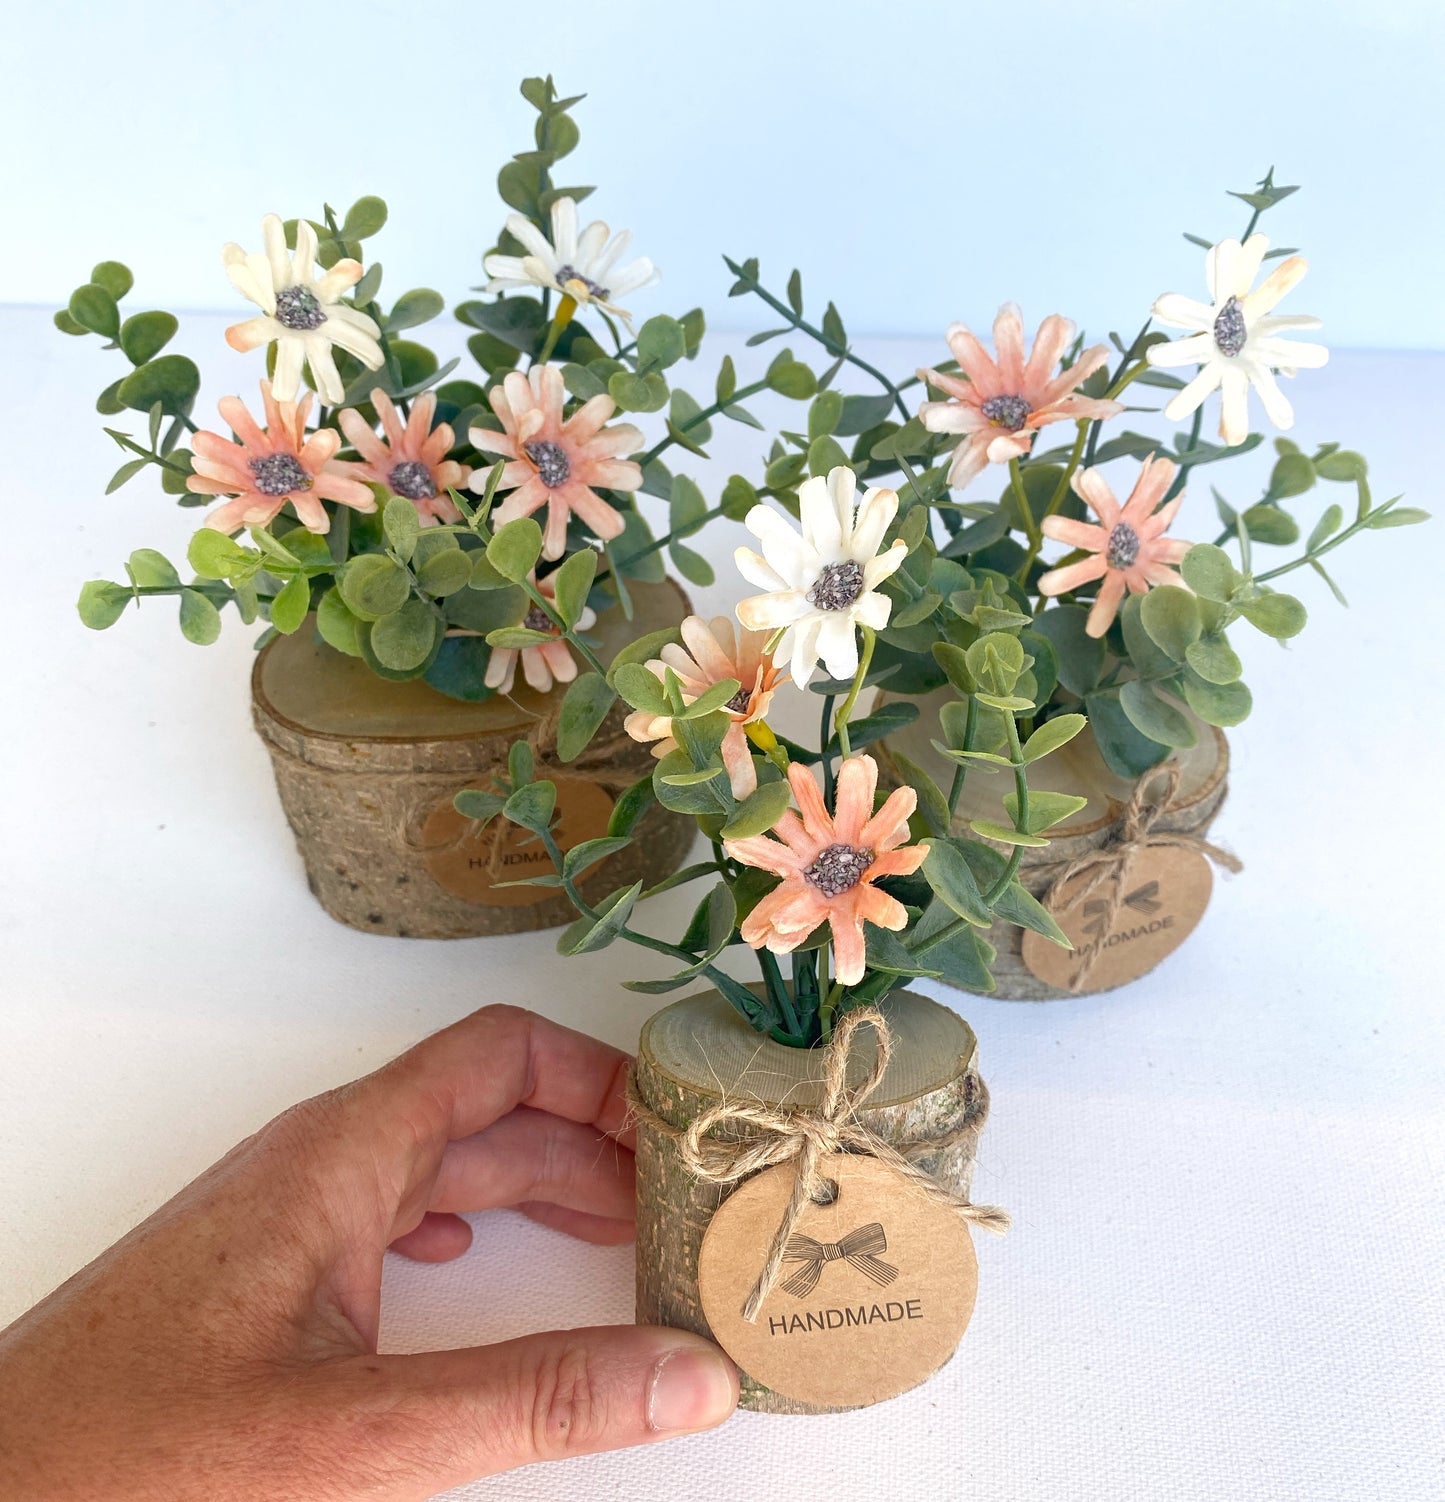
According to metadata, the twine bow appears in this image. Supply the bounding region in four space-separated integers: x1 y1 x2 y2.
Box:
1044 762 1242 991
630 1006 1010 1323
781 1222 897 1299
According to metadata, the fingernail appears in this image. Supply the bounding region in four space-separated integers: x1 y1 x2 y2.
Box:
647 1345 737 1432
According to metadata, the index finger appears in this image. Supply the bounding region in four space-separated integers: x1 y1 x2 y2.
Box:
354 1003 637 1152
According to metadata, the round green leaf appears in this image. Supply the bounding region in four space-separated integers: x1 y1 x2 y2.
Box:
417 549 473 598
1180 543 1241 603
316 587 364 656
551 546 598 628
369 599 438 671
117 355 201 417
1184 633 1243 685
90 261 133 300
636 315 687 372
387 288 445 331
339 553 411 620
342 195 388 239
720 779 793 840
1239 591 1306 640
766 359 817 400
178 588 222 645
119 311 178 366
382 496 420 560
1139 585 1202 662
77 580 131 630
1119 680 1197 749
1182 671 1253 727
269 572 311 635
607 370 669 413
69 283 119 338
486 517 544 582
1021 713 1087 763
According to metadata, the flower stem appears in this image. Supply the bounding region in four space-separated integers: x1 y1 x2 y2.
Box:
537 296 577 364
832 627 875 762
1009 458 1040 550
638 379 770 470
983 712 1030 905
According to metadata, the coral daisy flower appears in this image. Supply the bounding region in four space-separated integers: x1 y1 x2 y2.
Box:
337 388 470 525
917 305 1124 489
1145 233 1328 446
482 197 658 326
735 467 907 688
1037 455 1192 638
189 381 377 535
484 570 596 696
222 214 384 406
623 616 787 798
469 364 643 560
723 754 926 986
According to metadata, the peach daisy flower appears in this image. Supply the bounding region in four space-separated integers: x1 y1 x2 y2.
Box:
623 616 787 798
337 388 471 525
918 305 1124 489
469 364 643 560
484 570 597 696
188 381 377 535
723 754 927 986
1037 455 1192 638
222 214 383 405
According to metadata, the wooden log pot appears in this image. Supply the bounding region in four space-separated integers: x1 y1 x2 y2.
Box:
633 988 989 1414
878 687 1230 1000
251 578 696 939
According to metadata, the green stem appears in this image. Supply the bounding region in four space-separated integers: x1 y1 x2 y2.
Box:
518 579 608 677
638 379 770 470
1009 457 1040 550
819 693 837 804
983 712 1029 905
831 627 875 762
945 695 979 818
727 261 911 421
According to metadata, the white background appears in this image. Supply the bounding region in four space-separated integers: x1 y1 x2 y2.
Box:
1 1 1443 346
1 287 1442 1496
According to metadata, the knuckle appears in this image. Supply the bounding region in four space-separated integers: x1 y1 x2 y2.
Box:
528 1339 606 1459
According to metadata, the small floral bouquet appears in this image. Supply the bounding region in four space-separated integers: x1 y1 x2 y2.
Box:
456 169 1427 1016
64 77 816 708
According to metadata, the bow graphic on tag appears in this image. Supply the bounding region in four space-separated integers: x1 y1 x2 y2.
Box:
1083 880 1162 935
780 1222 899 1299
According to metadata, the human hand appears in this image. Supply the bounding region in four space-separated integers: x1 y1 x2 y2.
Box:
0 1005 738 1500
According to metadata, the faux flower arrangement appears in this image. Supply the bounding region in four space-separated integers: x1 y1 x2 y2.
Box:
455 170 1427 1036
65 77 828 710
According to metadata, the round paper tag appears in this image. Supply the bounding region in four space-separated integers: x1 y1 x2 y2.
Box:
419 775 615 907
1021 843 1213 991
697 1152 978 1409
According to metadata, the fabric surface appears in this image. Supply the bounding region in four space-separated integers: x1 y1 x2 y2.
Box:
1 312 1441 1500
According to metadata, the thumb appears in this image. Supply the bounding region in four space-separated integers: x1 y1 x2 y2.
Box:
306 1326 738 1497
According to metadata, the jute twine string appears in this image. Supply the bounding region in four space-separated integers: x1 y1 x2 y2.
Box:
1044 762 1242 990
627 1007 1010 1323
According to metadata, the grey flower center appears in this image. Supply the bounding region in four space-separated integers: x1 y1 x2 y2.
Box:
806 559 865 612
554 263 610 301
980 393 1032 430
1213 295 1247 357
249 452 311 497
1106 521 1140 570
523 605 557 633
803 843 875 898
389 460 436 500
523 439 571 487
274 284 327 332
724 686 752 714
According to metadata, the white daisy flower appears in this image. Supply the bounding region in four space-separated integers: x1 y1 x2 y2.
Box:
482 197 658 327
223 214 385 406
735 466 908 688
1146 233 1327 446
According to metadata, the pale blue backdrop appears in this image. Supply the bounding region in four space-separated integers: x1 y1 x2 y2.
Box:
2 0 1440 348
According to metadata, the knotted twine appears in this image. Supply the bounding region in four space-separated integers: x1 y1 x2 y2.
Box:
1043 762 1242 991
627 1006 1010 1323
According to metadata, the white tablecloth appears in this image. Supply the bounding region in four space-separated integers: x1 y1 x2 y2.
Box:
2 308 1441 1501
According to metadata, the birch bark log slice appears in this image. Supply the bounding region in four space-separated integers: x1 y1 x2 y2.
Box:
877 686 1229 999
633 987 989 1414
251 578 695 938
